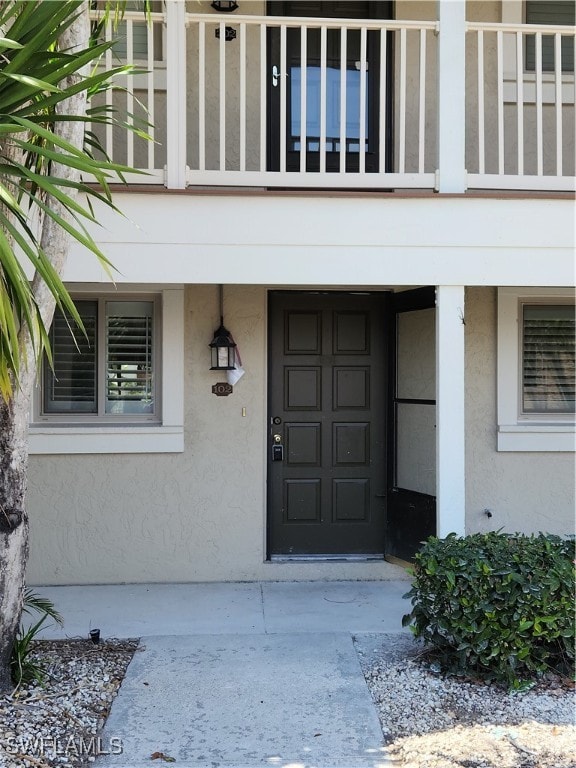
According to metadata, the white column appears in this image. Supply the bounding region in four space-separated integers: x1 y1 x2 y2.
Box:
436 285 466 537
165 1 187 189
437 0 466 192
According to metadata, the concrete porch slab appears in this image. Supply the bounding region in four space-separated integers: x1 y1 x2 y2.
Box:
32 581 411 640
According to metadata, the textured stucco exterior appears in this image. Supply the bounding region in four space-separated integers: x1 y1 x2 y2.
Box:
26 284 575 585
465 287 575 536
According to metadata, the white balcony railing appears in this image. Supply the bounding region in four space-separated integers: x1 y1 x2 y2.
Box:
89 10 576 193
467 22 576 191
90 10 167 184
185 13 438 189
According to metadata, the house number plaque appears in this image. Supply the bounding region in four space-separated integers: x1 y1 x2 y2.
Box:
212 382 233 397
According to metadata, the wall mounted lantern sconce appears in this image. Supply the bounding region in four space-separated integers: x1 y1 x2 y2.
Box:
209 323 237 370
211 0 239 11
209 286 237 371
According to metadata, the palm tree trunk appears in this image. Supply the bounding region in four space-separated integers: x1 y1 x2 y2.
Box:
0 392 31 691
0 1 90 692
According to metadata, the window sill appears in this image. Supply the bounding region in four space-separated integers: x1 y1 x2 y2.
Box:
497 424 575 452
29 425 184 455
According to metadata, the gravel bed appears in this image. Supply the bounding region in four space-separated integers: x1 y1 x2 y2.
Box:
355 633 576 768
0 634 573 768
0 639 137 768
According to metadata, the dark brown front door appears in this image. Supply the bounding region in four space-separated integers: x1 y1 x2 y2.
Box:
267 1 394 174
268 292 387 557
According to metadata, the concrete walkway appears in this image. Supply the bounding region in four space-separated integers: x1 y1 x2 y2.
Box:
34 581 412 768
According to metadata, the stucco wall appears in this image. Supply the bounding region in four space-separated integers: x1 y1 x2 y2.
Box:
465 286 575 536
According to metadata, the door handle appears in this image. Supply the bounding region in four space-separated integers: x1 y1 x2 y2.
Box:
272 65 288 88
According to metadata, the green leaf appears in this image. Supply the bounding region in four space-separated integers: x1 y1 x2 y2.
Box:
0 37 23 50
23 588 64 627
0 72 61 92
518 620 533 632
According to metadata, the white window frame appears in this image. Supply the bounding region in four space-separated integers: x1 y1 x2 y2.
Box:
29 286 184 455
41 294 159 422
497 287 575 452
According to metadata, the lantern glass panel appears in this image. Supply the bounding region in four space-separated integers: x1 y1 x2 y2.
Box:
218 347 230 368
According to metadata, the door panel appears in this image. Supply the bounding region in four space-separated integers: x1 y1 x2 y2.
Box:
387 288 437 563
267 1 393 173
268 292 387 557
397 310 436 400
396 402 436 496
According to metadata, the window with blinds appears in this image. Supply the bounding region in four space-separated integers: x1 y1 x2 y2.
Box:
43 298 157 419
44 301 98 413
525 0 575 73
106 301 154 414
522 304 576 414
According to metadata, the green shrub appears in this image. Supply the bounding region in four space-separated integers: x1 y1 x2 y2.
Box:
402 532 575 688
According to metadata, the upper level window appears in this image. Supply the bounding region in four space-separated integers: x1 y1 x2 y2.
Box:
93 1 163 62
43 297 158 421
525 0 575 73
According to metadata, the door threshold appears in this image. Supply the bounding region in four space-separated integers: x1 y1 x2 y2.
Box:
270 554 384 563
385 555 412 569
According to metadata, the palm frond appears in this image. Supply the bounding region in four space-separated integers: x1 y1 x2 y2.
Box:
0 0 151 401
23 588 64 627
